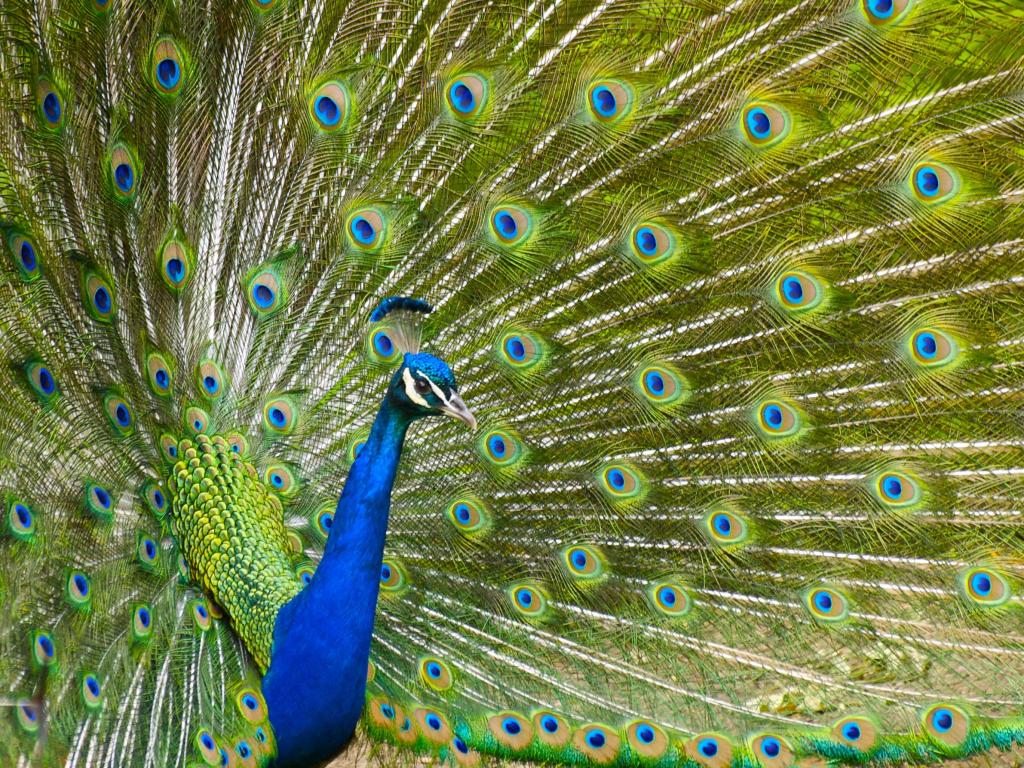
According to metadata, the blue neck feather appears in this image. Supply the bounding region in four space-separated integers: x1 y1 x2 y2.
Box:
263 398 414 768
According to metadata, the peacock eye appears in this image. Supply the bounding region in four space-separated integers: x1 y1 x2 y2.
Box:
415 378 431 395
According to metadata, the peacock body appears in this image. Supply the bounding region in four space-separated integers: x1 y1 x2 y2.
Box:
2 0 1024 767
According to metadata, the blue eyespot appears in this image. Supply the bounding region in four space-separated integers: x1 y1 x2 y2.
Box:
456 504 471 523
634 227 658 257
449 82 475 113
86 675 100 696
454 737 469 754
517 589 532 607
314 95 340 126
20 240 36 270
373 332 393 357
746 108 772 140
488 435 507 458
503 717 521 735
196 603 208 619
426 714 442 731
591 86 616 117
504 336 526 361
242 694 258 711
915 331 937 359
587 729 606 748
202 734 215 750
16 504 31 528
659 586 677 606
350 216 376 245
867 0 894 18
95 487 110 508
144 539 156 559
932 708 953 732
843 723 861 741
637 726 655 744
43 92 61 123
970 572 992 596
542 715 559 733
253 283 275 308
115 163 134 193
157 58 180 89
494 211 518 239
426 661 441 678
761 737 781 758
763 404 782 428
606 468 625 491
713 513 732 535
915 167 939 197
381 564 392 582
156 369 169 388
381 703 395 719
138 607 151 627
644 370 664 394
814 591 833 612
699 738 718 757
94 286 111 312
782 276 803 303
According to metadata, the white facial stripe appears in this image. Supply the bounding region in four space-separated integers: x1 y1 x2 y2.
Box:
403 368 430 407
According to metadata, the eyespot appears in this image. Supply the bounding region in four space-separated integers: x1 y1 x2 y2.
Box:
246 267 286 316
36 78 64 128
573 724 621 764
597 464 645 502
626 720 669 759
379 558 407 593
960 567 1010 607
446 497 488 533
366 325 401 365
191 599 212 631
82 673 103 710
32 630 56 667
908 328 957 367
686 734 734 768
347 208 386 250
588 79 633 123
104 393 134 435
369 697 401 728
415 708 452 745
832 716 877 751
450 735 479 766
160 433 180 463
419 657 454 691
635 364 687 407
347 430 369 464
309 81 350 131
195 728 221 765
264 463 297 497
8 232 41 281
132 603 154 642
16 700 40 734
910 161 958 203
235 739 257 768
151 37 185 95
235 688 268 723
805 587 850 623
776 271 824 312
756 399 801 438
629 222 676 266
25 361 58 402
83 270 115 322
185 406 210 435
137 534 159 569
489 712 533 750
873 469 921 507
312 504 335 541
741 103 790 147
647 580 693 618
366 659 376 685
146 352 173 395
750 734 793 768
250 0 280 10
534 711 572 747
509 583 548 618
446 74 488 118
85 482 114 521
8 499 36 541
862 0 913 24
922 704 969 747
66 571 91 609
498 331 544 371
262 396 296 435
562 545 605 580
224 431 248 457
142 490 166 526
480 430 524 468
489 205 533 247
195 360 225 399
703 508 750 547
293 561 314 585
110 145 138 198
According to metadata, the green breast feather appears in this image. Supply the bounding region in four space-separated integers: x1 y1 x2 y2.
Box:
168 434 302 671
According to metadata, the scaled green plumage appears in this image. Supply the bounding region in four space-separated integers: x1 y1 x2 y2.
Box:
2 0 1024 766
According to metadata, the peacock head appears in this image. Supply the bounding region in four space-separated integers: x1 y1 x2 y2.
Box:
389 352 476 430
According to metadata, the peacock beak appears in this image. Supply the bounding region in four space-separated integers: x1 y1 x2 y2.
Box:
441 393 477 431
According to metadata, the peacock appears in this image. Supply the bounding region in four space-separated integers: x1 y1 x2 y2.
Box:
2 0 1024 766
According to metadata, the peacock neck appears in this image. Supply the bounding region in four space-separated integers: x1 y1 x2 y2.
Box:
263 399 413 768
